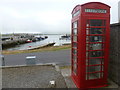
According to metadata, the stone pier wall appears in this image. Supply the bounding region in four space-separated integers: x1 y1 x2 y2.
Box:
109 23 120 86
2 39 27 49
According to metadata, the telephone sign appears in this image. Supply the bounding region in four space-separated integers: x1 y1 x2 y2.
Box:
85 9 107 13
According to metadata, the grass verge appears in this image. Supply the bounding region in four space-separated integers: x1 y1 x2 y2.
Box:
2 45 71 55
59 65 71 69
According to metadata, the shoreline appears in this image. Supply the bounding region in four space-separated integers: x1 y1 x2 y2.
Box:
2 44 71 55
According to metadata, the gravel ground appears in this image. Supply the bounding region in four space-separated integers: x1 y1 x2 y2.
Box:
2 65 67 88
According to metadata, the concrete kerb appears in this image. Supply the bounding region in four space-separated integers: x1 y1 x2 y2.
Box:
1 63 58 69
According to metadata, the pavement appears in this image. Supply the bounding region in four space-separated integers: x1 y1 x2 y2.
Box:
2 64 67 88
3 49 71 66
2 63 119 89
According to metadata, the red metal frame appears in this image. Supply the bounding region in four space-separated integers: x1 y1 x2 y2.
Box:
71 2 110 89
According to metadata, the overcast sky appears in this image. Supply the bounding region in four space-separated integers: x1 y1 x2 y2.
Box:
0 0 120 34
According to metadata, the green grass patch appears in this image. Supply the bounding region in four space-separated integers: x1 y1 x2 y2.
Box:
2 45 71 55
59 65 71 69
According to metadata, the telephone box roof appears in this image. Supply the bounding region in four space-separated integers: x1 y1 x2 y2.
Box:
81 2 110 8
72 2 110 14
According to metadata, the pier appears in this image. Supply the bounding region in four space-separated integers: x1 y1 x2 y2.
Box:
27 42 55 50
2 33 48 49
2 38 28 49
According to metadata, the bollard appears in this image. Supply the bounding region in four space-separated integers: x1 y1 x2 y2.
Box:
0 55 5 66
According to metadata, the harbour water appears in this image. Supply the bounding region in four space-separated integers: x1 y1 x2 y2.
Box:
5 35 71 51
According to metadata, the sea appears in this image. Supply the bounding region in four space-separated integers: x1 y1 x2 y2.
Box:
5 35 71 51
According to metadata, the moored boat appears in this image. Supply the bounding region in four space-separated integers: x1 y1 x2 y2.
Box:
26 39 32 43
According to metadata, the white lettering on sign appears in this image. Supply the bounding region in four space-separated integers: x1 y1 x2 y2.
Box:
85 9 107 13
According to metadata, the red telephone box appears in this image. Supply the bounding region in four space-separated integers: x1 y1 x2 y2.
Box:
71 2 110 88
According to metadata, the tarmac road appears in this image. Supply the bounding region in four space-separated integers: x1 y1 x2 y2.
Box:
3 49 71 66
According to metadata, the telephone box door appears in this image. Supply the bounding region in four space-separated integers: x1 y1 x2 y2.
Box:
85 18 109 87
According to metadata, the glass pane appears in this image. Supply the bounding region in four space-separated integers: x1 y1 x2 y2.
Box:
74 63 77 75
103 20 106 26
73 43 77 49
101 72 104 78
89 43 103 50
87 66 101 72
73 21 77 28
86 28 89 34
89 51 104 57
86 24 89 27
73 35 77 42
86 43 103 50
86 36 89 43
86 44 89 50
73 29 77 35
86 59 89 66
73 49 77 55
89 36 103 42
86 52 89 57
89 59 103 65
89 73 101 79
102 65 104 71
90 20 103 26
73 55 77 63
90 28 104 34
